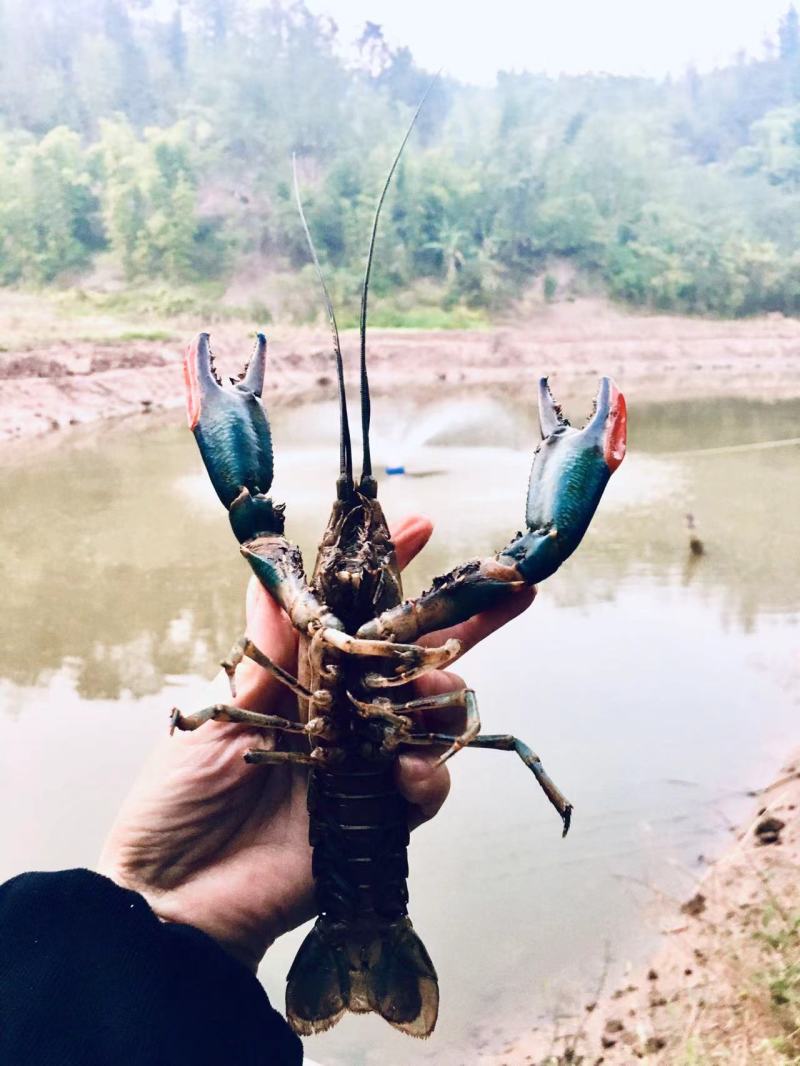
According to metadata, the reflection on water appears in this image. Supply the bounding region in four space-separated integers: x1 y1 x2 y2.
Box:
1 392 799 1065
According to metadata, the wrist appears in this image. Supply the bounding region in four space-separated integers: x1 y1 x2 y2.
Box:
100 864 270 972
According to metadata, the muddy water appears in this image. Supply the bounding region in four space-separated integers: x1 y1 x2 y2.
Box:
1 390 799 1065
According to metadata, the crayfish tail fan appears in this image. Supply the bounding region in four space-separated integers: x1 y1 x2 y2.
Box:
285 921 348 1036
285 917 439 1038
365 918 439 1038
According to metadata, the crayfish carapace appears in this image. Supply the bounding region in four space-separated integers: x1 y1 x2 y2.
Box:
172 114 627 1039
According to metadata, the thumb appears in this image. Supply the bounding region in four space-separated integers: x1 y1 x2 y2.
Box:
234 577 299 711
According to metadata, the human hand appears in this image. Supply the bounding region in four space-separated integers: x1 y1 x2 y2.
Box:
98 515 534 971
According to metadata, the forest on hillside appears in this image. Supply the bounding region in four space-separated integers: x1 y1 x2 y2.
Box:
2 0 800 320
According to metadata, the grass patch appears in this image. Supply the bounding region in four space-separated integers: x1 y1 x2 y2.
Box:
117 329 177 342
44 282 488 330
337 305 489 329
335 284 490 330
0 277 492 350
0 284 273 348
78 329 179 344
669 905 800 1065
55 283 238 321
755 908 800 1058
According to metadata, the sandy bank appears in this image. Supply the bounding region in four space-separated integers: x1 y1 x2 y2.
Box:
482 757 800 1065
2 301 800 444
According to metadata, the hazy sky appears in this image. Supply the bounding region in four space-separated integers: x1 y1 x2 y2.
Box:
303 0 794 83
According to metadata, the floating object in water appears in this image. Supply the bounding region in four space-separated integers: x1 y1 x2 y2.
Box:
385 464 406 476
686 513 705 556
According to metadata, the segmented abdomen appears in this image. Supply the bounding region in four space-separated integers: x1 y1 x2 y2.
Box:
308 756 410 923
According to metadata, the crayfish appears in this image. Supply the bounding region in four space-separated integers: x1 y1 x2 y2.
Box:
171 119 627 1039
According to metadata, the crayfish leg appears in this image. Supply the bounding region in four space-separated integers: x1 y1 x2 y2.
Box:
170 704 310 737
400 728 573 836
320 628 460 687
222 636 312 700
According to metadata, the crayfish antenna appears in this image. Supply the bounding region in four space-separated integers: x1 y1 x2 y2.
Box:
358 74 440 494
292 154 353 498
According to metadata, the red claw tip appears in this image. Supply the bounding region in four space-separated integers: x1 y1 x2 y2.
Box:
183 341 202 430
603 384 627 472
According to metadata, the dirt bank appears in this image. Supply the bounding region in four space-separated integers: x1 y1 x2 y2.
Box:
482 757 800 1065
2 300 800 444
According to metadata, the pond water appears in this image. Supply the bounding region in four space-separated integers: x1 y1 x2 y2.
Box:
1 387 799 1065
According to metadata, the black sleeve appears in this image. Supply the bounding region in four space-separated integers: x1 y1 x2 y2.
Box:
0 869 303 1066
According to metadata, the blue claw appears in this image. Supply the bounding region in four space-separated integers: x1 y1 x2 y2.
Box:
184 332 284 542
501 377 627 584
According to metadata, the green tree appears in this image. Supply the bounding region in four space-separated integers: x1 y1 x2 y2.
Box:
94 118 225 281
0 127 100 282
735 106 800 186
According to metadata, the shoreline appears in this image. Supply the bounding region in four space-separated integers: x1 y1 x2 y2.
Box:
2 301 800 444
482 755 800 1065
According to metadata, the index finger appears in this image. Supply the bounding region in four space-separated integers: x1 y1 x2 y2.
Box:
390 513 536 658
418 585 536 659
390 514 434 570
